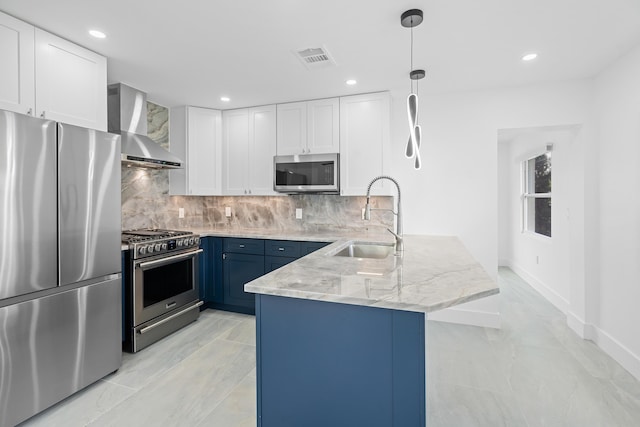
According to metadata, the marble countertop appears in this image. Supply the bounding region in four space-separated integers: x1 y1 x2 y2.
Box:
244 234 499 314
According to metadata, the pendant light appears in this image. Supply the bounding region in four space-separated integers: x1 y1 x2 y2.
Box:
401 9 425 170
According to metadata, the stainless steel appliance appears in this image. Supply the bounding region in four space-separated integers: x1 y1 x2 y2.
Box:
122 229 203 353
274 153 339 194
0 110 122 427
108 83 183 169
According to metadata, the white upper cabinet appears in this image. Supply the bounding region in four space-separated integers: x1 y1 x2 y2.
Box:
248 105 277 195
222 109 250 195
35 29 107 131
339 92 391 196
307 98 340 154
276 101 306 155
223 105 277 196
0 12 107 130
276 98 339 155
170 106 222 196
0 12 35 115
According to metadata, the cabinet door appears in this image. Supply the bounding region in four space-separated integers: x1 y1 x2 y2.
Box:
188 107 222 195
222 109 249 195
339 92 391 196
264 255 297 273
248 105 277 195
223 252 264 310
0 12 35 115
307 98 339 154
34 29 107 131
198 237 210 302
276 101 307 155
300 241 330 256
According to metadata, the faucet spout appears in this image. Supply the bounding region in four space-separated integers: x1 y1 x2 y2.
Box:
364 175 403 252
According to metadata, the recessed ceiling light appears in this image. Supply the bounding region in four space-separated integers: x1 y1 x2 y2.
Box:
220 96 230 102
345 79 357 85
89 30 106 39
521 53 538 62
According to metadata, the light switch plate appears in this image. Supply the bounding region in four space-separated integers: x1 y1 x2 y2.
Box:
225 206 232 217
296 208 302 219
178 208 185 218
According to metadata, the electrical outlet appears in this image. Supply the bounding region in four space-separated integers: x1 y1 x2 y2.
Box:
178 208 185 218
361 208 366 220
225 206 232 217
296 208 302 219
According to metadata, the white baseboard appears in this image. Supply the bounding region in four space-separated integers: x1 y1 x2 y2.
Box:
498 258 510 267
566 311 589 339
427 307 501 329
508 262 570 314
562 311 639 381
505 267 640 382
591 325 640 381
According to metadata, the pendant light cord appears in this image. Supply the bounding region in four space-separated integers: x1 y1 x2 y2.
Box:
410 18 414 94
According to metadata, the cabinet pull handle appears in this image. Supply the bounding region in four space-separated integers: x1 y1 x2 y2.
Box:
223 253 227 260
239 244 245 248
40 111 46 118
278 247 285 251
248 189 252 194
27 108 33 116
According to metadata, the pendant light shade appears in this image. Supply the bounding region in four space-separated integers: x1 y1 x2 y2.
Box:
406 93 418 158
401 9 425 170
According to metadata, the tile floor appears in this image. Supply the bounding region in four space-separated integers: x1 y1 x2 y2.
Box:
20 268 640 426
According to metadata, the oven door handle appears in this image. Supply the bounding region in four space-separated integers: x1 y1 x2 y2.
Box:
138 301 204 335
138 249 204 270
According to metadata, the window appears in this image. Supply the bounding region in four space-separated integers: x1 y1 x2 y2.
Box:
522 151 551 237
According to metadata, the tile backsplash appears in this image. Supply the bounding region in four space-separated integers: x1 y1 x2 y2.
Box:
121 102 392 233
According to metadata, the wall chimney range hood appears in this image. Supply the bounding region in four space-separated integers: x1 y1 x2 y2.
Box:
108 83 183 169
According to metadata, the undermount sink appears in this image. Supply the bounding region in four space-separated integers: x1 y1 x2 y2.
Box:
333 242 395 259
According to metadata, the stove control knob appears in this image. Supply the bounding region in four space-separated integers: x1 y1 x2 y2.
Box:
194 237 200 245
189 237 195 245
177 239 183 247
162 243 168 250
138 246 147 255
155 243 162 252
147 245 154 254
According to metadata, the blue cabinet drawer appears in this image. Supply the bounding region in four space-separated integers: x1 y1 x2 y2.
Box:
265 240 301 258
223 238 265 255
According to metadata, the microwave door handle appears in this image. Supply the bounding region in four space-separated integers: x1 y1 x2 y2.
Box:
138 249 204 270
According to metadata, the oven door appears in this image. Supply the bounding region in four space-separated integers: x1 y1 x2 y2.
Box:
132 248 202 326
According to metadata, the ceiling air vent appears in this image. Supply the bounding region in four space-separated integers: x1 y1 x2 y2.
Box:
294 46 337 70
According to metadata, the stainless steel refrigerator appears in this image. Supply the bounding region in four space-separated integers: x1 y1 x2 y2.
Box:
0 110 122 426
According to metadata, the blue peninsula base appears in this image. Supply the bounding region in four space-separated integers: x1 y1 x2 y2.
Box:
255 294 426 427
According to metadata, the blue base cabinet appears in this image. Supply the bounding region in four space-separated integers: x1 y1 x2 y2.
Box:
256 294 426 427
199 237 330 315
198 237 223 308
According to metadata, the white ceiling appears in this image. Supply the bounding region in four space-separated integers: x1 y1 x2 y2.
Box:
2 0 640 109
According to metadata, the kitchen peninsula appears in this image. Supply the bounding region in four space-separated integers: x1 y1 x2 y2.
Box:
245 234 499 427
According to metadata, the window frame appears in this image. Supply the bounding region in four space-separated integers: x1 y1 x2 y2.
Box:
521 151 552 238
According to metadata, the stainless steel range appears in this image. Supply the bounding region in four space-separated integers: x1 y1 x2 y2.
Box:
122 229 203 352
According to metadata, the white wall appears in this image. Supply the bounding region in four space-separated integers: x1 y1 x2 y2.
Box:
591 43 640 378
498 126 579 313
386 80 592 328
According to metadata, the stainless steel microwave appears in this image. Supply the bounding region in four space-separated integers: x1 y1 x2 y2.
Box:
274 153 340 194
